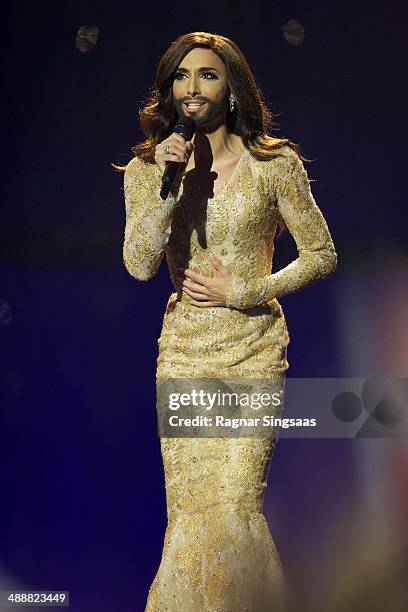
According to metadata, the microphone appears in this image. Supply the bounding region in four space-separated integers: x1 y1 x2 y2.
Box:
160 116 195 201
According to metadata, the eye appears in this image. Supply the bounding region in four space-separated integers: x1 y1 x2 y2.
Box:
174 71 218 80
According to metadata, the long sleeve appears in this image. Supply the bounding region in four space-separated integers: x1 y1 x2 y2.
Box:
123 156 177 281
225 148 337 309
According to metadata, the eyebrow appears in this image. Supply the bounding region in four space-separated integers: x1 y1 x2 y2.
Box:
176 66 220 73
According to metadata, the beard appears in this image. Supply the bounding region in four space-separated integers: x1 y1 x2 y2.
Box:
174 97 228 132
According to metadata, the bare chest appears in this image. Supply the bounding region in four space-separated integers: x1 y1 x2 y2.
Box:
183 152 244 199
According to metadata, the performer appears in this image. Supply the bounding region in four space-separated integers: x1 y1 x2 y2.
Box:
121 32 337 612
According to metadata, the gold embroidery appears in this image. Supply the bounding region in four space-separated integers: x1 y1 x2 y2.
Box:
123 145 336 610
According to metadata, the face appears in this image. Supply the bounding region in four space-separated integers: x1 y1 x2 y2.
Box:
172 47 230 131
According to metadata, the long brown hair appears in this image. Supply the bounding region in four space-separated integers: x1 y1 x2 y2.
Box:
114 31 311 169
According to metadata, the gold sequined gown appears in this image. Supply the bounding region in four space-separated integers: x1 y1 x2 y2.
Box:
123 145 337 611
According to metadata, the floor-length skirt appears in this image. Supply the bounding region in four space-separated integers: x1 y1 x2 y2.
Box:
145 293 290 612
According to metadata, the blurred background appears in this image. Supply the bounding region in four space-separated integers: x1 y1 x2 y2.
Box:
0 1 407 610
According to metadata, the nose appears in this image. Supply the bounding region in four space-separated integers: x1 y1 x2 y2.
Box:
186 74 200 97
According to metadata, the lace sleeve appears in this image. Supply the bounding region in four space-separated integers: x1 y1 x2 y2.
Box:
226 148 337 309
122 156 177 281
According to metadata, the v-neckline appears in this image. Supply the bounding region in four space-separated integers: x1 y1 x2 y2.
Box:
183 148 248 201
211 148 247 199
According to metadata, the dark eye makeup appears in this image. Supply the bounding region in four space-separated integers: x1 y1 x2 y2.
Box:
174 71 218 80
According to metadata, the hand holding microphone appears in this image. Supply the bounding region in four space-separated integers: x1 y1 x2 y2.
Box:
155 134 194 174
156 116 195 200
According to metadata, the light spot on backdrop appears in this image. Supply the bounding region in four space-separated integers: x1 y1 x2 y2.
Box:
282 19 305 46
0 298 13 326
75 25 100 53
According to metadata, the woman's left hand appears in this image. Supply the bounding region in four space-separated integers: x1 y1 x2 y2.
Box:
182 254 231 307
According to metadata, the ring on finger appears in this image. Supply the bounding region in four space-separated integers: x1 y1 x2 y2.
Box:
163 144 170 154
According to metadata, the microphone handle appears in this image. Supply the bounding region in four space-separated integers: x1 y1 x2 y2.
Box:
160 158 184 201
